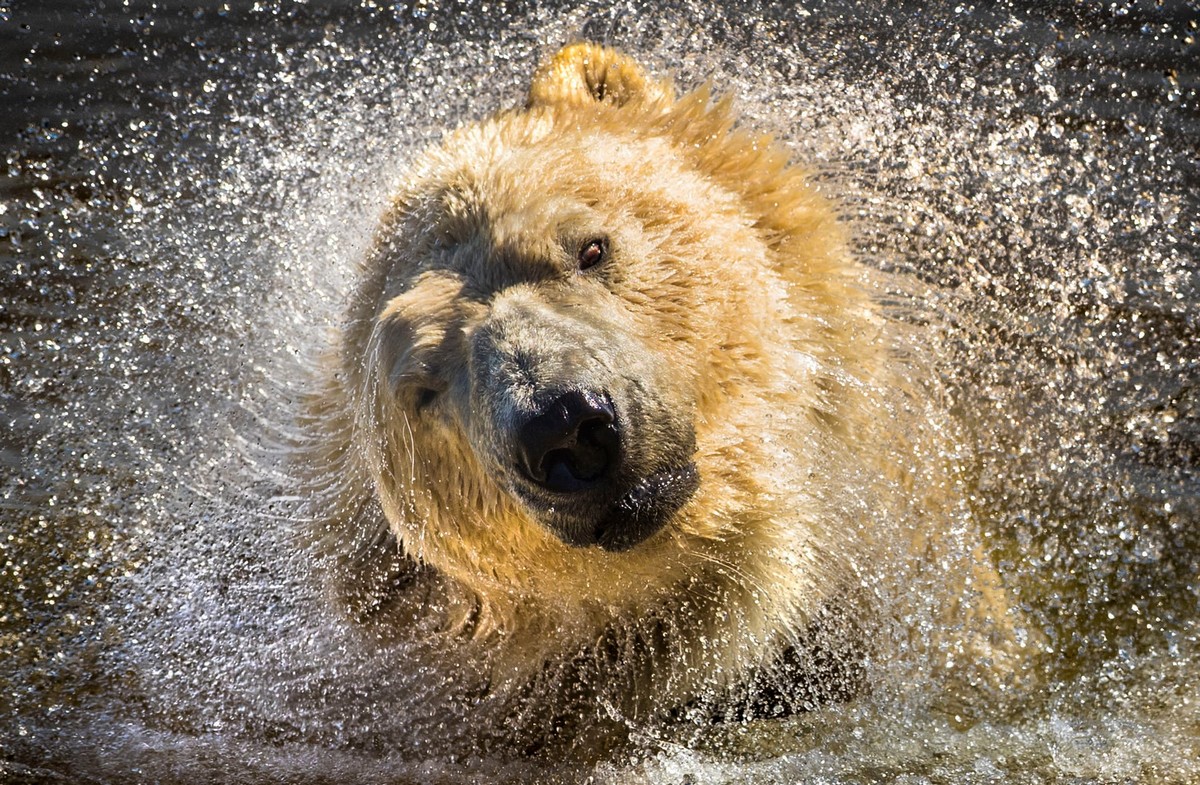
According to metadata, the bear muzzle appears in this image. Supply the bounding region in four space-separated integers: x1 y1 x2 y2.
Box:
510 389 699 551
587 462 700 552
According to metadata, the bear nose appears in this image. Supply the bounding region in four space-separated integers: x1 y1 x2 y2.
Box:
517 390 620 493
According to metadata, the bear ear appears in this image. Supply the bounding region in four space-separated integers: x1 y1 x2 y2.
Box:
528 43 673 109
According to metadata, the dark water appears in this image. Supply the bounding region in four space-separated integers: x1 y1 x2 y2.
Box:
2 1 1197 782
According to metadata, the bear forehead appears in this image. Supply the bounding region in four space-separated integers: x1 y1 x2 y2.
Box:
418 124 745 251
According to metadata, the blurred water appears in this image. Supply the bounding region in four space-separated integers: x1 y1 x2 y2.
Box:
1 1 1197 782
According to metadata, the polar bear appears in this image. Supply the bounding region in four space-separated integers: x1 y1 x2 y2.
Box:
303 43 1023 758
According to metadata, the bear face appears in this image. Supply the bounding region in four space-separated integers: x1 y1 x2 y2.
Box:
370 140 730 554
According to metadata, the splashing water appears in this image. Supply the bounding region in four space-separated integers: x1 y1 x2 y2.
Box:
2 1 1197 782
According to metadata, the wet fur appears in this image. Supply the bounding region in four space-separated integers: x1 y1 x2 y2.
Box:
301 43 1023 757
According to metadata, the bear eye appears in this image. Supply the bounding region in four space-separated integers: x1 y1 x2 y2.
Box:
578 238 608 271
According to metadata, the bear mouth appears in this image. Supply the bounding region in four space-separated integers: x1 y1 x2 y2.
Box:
590 462 700 552
516 462 700 552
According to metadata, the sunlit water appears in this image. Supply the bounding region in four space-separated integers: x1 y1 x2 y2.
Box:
2 1 1197 782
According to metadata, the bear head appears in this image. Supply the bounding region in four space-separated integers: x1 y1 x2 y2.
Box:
323 44 881 644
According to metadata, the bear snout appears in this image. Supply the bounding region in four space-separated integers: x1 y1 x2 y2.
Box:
515 389 621 493
507 389 699 551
